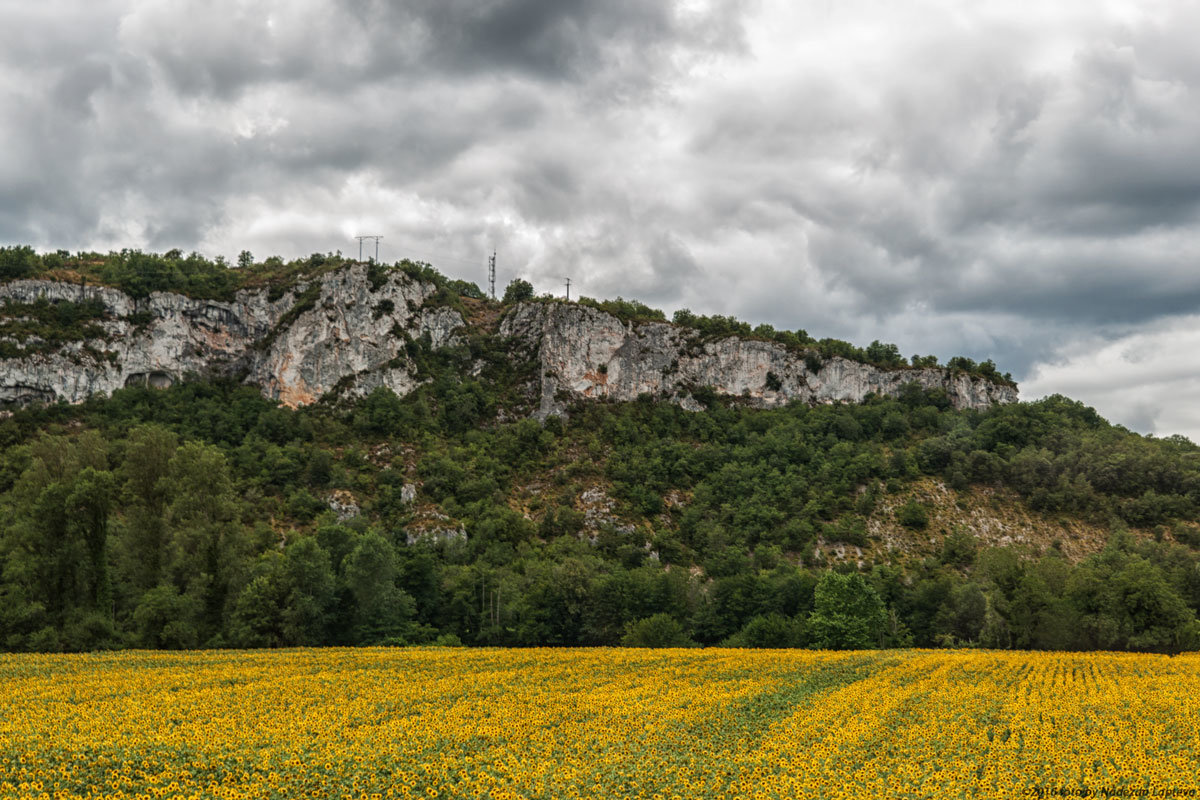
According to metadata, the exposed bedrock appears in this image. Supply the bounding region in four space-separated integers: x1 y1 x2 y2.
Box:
1 267 1016 416
499 302 1017 418
0 264 466 409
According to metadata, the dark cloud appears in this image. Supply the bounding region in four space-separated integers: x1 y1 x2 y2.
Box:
114 0 747 100
375 0 678 78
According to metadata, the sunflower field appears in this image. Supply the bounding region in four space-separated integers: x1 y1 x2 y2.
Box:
2 648 1199 799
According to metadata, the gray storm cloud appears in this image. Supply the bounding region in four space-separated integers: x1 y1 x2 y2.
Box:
3 0 1200 439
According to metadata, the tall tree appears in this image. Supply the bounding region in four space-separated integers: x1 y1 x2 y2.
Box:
807 572 887 649
342 532 416 644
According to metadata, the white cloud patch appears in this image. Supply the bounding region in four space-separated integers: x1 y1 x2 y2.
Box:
1024 316 1200 443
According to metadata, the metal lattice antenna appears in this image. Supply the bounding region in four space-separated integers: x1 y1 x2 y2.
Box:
488 252 496 300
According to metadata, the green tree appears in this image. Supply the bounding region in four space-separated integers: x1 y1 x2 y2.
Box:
229 570 284 648
736 613 803 648
1067 552 1200 653
940 528 977 567
342 532 416 643
896 499 930 530
807 572 887 649
161 442 244 642
0 245 40 280
621 613 693 647
1009 556 1078 650
516 556 600 645
66 467 116 612
354 387 406 437
935 583 987 645
502 278 534 304
118 425 178 592
6 433 109 629
281 537 336 645
865 340 905 367
132 585 202 649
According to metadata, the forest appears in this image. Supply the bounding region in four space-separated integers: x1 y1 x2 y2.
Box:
2 246 1199 654
2 374 1199 654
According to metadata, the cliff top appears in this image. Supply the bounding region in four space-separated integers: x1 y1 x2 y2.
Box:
1 245 1016 391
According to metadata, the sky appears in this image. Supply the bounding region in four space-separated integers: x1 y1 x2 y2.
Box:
3 0 1200 440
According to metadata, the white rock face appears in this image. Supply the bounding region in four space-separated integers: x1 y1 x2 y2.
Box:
1 267 1018 416
247 264 466 406
0 278 282 407
0 264 466 409
327 489 362 521
500 302 1018 417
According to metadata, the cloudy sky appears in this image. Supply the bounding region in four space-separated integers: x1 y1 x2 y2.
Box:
3 0 1200 439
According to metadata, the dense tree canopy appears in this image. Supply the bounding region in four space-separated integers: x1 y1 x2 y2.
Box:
1 367 1199 654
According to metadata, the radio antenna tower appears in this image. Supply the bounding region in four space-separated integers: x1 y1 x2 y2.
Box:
488 252 497 300
563 277 571 301
355 235 383 262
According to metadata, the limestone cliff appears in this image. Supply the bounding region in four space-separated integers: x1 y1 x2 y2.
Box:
246 265 464 406
1 264 1017 414
500 301 1017 417
0 263 465 409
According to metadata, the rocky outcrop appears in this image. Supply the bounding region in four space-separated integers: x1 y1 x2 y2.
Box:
1 266 1018 416
0 278 280 407
247 265 464 406
500 302 1018 417
0 264 466 409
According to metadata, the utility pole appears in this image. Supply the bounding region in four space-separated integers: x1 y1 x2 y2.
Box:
355 235 382 262
563 277 571 301
488 252 496 300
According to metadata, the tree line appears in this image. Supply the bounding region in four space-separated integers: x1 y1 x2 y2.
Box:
1 363 1199 653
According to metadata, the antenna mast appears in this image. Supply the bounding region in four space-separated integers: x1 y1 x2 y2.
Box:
355 235 383 262
488 252 496 300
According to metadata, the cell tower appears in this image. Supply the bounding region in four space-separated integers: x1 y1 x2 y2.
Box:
488 252 496 300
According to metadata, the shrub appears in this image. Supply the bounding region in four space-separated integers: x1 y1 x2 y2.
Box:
621 613 693 647
737 614 803 648
502 279 535 304
896 499 930 530
940 528 977 567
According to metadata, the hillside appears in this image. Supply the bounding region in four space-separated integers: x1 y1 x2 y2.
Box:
2 246 1200 654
